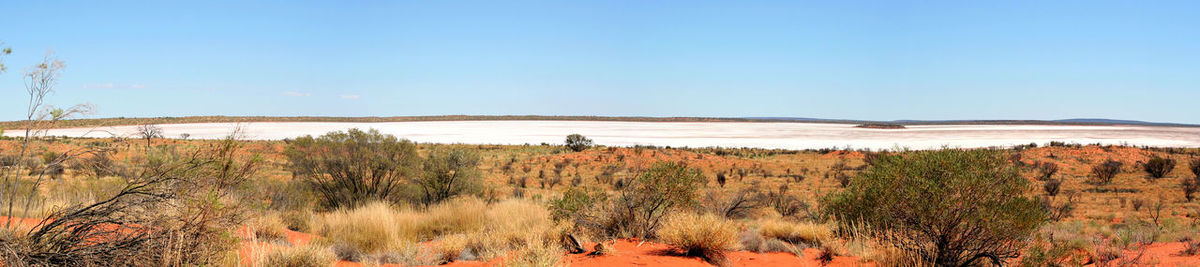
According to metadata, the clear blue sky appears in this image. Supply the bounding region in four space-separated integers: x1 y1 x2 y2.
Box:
1 1 1198 123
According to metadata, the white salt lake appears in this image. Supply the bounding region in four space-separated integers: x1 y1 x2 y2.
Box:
8 121 1200 150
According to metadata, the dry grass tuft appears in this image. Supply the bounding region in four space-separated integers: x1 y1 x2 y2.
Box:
260 244 336 267
502 236 563 267
757 218 834 246
658 212 740 265
252 212 288 240
590 241 615 256
435 234 470 263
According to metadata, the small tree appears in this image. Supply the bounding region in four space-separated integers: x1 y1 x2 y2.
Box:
606 162 703 238
565 134 593 152
1189 158 1200 178
413 148 482 207
823 149 1047 266
284 128 421 209
1091 160 1123 185
1035 162 1059 181
1143 156 1176 179
1184 177 1199 202
135 124 163 148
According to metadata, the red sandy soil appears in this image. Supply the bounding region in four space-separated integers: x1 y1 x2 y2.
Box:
561 239 864 267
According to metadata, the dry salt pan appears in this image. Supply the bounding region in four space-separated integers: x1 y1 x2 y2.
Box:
11 121 1200 150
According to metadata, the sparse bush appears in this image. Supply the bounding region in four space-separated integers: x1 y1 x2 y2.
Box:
601 162 704 238
565 134 593 152
549 187 606 222
285 128 421 209
1043 178 1062 197
823 149 1046 266
1143 156 1176 179
658 213 739 265
1189 158 1200 178
1184 178 1199 202
1036 162 1059 181
1091 160 1123 185
414 148 483 207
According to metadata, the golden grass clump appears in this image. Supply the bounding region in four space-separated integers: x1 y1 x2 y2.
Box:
466 198 560 260
657 212 740 264
502 236 564 267
260 244 336 267
315 201 411 254
251 212 288 240
435 234 470 263
757 218 834 246
421 197 488 237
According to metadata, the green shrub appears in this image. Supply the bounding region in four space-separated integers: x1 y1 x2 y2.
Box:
599 162 703 238
1143 156 1176 179
413 148 483 207
565 134 593 152
823 149 1047 266
1189 158 1200 178
285 128 421 209
549 187 606 222
1091 160 1122 185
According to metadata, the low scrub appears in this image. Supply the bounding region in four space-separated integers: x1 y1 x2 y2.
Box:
1143 156 1176 179
1091 160 1123 184
658 212 740 265
823 149 1047 266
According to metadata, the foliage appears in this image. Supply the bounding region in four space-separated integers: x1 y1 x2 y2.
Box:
1035 162 1059 181
413 148 482 207
548 187 606 222
564 134 593 152
604 162 704 238
1091 160 1123 185
1142 155 1176 179
1 136 260 266
285 128 421 209
823 149 1047 266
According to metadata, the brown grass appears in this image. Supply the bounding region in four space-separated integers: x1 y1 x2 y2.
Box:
658 212 740 265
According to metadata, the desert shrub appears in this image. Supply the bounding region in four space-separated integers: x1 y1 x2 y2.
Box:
823 149 1047 266
1181 238 1200 256
565 134 593 152
1 137 260 266
1043 178 1062 197
658 212 739 265
548 187 606 222
764 186 808 219
285 128 421 209
1035 162 1059 181
1143 156 1176 179
73 151 122 178
1091 160 1123 185
705 188 763 219
600 162 704 238
260 244 336 267
413 148 483 207
1190 158 1200 178
1184 178 1199 202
